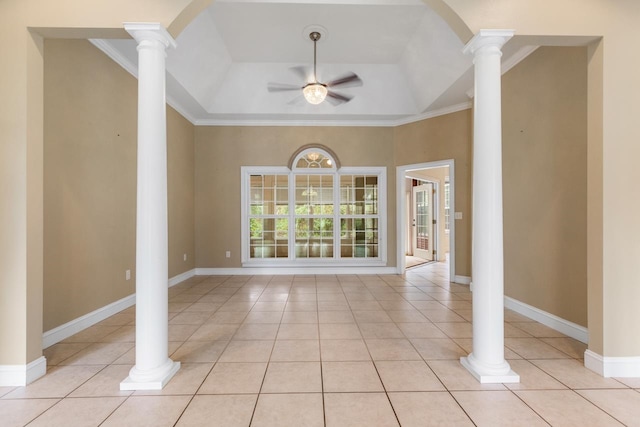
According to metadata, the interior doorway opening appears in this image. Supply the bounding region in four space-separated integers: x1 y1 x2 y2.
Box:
397 160 455 279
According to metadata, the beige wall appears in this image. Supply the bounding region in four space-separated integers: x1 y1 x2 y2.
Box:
0 0 45 365
502 47 588 327
167 107 196 278
43 39 195 331
195 126 395 268
394 110 473 277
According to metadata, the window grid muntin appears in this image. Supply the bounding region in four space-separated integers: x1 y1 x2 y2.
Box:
294 173 335 259
338 174 379 259
249 174 290 259
292 148 337 171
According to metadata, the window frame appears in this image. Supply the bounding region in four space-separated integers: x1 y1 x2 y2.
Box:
241 163 387 267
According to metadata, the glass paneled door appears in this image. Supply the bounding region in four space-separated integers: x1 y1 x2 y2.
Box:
412 183 435 261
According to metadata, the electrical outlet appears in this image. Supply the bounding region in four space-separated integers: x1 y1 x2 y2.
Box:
126 270 131 280
454 212 463 220
183 253 187 261
225 251 231 258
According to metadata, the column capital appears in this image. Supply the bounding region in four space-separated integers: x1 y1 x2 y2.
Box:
124 22 177 50
463 29 515 56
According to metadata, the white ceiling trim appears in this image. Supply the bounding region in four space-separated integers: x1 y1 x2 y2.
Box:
391 101 471 127
192 101 472 127
90 39 137 77
90 38 200 125
466 45 539 98
90 38 471 128
502 45 539 74
194 116 408 127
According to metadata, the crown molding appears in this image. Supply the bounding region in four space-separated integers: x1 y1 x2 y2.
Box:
90 39 138 76
193 102 472 127
89 39 199 124
194 117 401 127
501 45 539 75
391 102 472 126
91 39 472 128
466 45 539 99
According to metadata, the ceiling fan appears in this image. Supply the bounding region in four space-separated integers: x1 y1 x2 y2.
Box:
267 31 363 105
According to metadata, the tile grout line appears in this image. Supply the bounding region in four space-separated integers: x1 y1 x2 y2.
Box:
248 274 290 427
573 388 637 425
311 276 328 427
170 277 232 427
447 390 480 427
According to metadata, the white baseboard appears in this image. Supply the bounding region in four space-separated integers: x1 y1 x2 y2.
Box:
42 294 136 349
169 268 196 287
42 269 195 349
196 266 398 275
0 356 47 386
585 349 640 378
504 296 588 344
453 275 471 285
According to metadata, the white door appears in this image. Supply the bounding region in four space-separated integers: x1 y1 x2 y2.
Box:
412 183 435 261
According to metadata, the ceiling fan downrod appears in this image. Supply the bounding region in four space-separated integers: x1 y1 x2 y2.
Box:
309 31 321 83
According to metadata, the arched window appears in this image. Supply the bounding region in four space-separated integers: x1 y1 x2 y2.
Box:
291 147 338 170
241 145 386 267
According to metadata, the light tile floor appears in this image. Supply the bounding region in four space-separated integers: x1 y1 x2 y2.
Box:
3 262 640 426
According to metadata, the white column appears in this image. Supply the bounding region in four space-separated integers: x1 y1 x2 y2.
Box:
120 23 179 391
460 30 519 384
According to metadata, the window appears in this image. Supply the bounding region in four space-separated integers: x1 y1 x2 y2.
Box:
249 174 289 258
294 174 334 258
242 147 386 266
339 175 379 258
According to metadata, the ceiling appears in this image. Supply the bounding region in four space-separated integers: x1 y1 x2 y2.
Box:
93 0 536 126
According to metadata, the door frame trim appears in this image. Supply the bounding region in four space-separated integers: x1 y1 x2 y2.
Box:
396 159 455 280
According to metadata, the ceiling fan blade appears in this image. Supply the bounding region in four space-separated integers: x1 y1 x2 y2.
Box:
290 66 311 83
325 72 363 88
326 90 353 106
286 94 306 106
267 82 302 92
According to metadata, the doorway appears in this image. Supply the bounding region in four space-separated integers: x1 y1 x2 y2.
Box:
396 160 455 279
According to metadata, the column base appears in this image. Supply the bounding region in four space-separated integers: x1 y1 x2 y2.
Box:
461 355 519 384
120 359 180 391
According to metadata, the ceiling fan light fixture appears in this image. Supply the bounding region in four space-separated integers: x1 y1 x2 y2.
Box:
267 29 361 106
303 83 327 105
